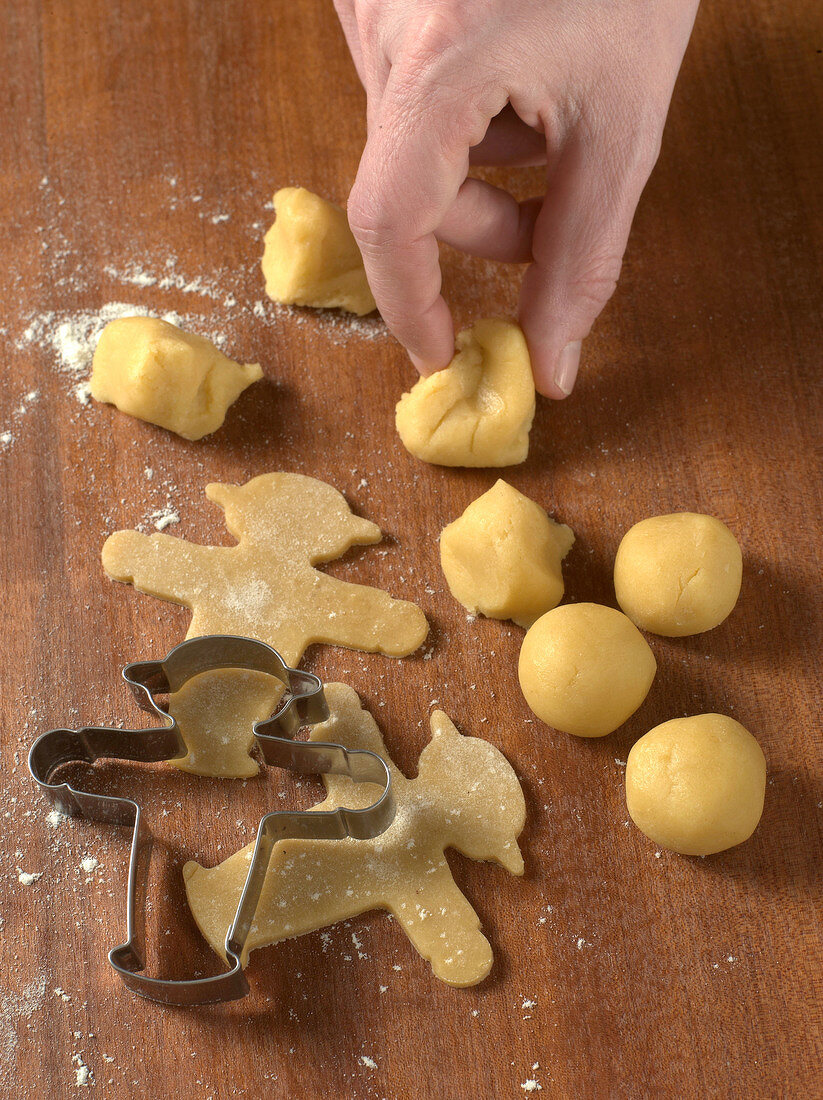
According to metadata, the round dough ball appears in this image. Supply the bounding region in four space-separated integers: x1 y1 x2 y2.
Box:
518 603 657 738
626 714 766 855
614 512 742 636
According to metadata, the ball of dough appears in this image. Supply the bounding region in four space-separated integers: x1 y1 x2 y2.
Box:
626 714 766 855
90 317 262 441
395 319 536 467
261 186 376 316
440 479 574 628
614 512 742 636
518 603 657 738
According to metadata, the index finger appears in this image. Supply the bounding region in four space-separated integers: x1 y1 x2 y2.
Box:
346 73 485 371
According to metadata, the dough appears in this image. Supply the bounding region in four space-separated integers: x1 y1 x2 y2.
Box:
261 186 376 315
102 472 428 776
183 682 526 987
518 603 656 737
90 316 262 440
395 319 536 467
440 479 574 628
626 713 766 855
614 512 742 636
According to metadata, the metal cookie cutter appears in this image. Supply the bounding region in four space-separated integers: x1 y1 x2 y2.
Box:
28 635 395 1006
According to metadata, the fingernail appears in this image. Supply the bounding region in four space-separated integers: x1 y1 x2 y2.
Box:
554 341 581 396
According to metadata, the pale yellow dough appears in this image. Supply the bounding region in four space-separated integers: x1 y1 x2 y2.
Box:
90 316 262 440
183 682 525 987
395 319 536 467
614 512 742 636
101 473 428 777
626 713 766 855
518 603 656 738
261 186 376 315
440 479 574 628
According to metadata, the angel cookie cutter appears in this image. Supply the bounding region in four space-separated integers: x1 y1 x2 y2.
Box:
27 635 395 1006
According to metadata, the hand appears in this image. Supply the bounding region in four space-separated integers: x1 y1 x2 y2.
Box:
334 0 699 397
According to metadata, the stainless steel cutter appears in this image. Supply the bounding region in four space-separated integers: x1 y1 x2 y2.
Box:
28 635 395 1006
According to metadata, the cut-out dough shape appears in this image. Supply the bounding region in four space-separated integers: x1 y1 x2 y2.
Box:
440 479 574 627
183 682 526 987
395 318 536 467
261 187 376 316
102 473 428 777
90 316 263 440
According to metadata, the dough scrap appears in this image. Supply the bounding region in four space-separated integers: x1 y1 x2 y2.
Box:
440 479 574 628
626 713 766 855
102 473 428 777
90 316 262 440
183 682 526 987
261 187 376 316
395 319 536 467
614 512 743 636
518 603 657 738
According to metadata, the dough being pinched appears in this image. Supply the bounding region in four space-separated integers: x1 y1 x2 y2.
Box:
102 472 428 776
261 187 376 316
91 317 262 441
395 319 536 467
183 682 526 987
626 713 766 855
440 479 574 627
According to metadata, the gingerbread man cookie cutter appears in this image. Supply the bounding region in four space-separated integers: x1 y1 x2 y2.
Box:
27 635 395 1006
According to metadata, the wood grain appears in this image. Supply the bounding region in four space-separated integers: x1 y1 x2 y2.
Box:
1 1 821 1097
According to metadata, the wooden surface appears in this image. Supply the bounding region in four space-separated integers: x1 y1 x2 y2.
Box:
1 2 821 1097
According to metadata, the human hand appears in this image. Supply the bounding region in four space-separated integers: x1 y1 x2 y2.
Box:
333 0 699 397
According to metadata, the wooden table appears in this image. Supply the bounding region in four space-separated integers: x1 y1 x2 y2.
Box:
2 2 820 1096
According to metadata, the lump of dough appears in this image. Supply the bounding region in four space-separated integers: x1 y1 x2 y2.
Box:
261 186 376 315
518 603 656 738
90 316 262 441
395 318 536 467
626 713 766 855
614 512 742 636
440 479 574 628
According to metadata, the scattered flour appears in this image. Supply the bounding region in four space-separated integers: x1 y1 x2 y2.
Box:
80 856 99 874
16 868 43 886
521 1080 542 1093
152 509 180 532
72 1052 92 1087
15 302 184 396
0 975 47 1063
359 1055 377 1070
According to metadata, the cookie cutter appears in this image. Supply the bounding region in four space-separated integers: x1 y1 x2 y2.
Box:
28 634 395 1006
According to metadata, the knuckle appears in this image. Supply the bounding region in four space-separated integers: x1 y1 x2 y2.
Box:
570 252 623 310
408 7 464 58
346 189 399 252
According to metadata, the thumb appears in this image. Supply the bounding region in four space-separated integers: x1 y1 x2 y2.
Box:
519 131 659 398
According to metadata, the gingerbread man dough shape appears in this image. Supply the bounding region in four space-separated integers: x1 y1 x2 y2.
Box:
102 473 428 777
184 683 526 987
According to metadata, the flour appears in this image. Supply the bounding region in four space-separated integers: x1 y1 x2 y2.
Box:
16 302 184 383
152 509 180 532
72 1052 92 1087
0 975 46 1064
16 868 43 886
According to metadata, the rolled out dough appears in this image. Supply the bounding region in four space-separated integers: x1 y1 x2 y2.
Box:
184 682 526 987
102 473 428 776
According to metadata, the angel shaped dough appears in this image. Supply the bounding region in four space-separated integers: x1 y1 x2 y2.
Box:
184 683 526 987
102 473 428 777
